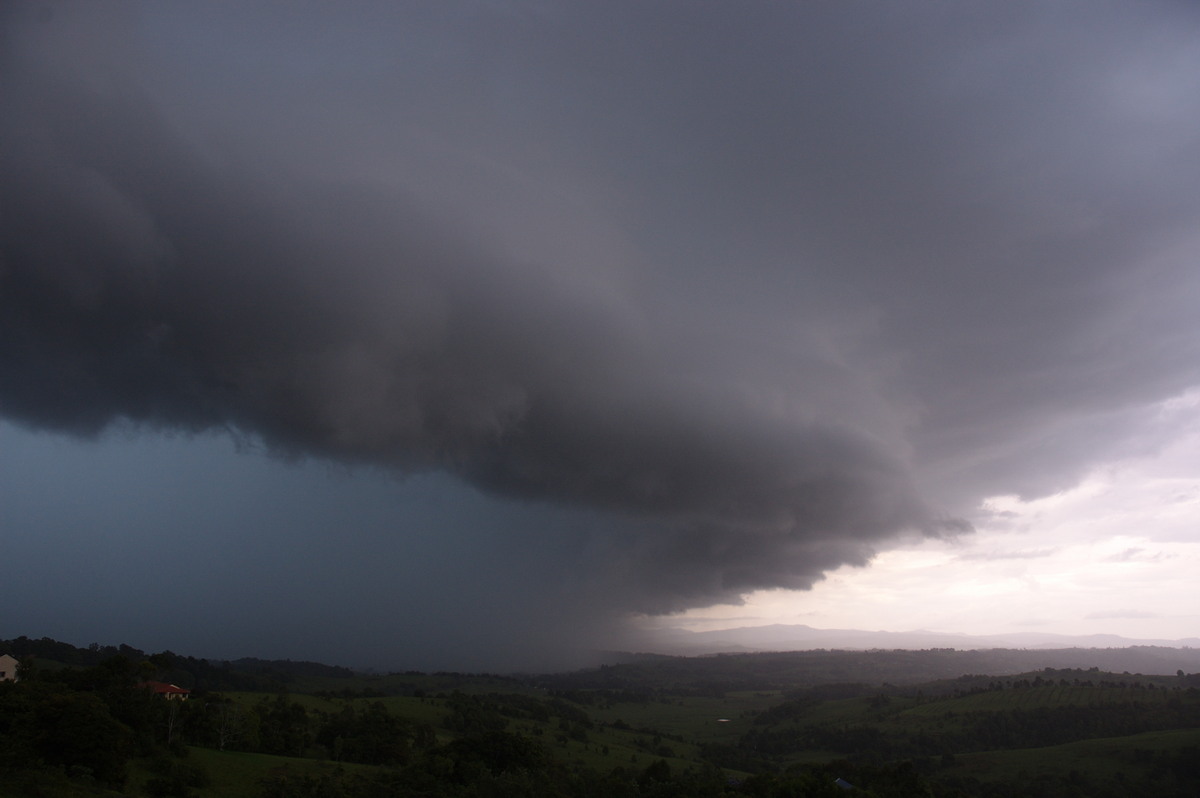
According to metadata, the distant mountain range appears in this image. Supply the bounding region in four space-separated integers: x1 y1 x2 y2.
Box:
635 623 1200 656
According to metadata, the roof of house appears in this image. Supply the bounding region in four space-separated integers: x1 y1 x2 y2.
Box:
137 680 190 695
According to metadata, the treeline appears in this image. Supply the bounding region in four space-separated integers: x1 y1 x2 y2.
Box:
741 684 1200 762
0 654 584 795
5 635 1199 797
0 649 947 797
0 635 354 692
741 700 1200 762
185 693 437 764
0 654 199 793
905 667 1200 697
539 647 1200 693
0 648 444 793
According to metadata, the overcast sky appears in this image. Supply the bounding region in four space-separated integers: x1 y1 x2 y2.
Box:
2 1 1198 671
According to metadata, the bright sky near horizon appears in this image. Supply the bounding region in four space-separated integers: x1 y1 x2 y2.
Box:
2 1 1200 671
651 389 1200 640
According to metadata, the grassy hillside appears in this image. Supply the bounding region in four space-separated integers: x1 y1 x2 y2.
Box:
948 728 1200 781
3 638 1199 796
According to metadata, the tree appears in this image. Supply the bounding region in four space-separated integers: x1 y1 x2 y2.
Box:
23 683 134 787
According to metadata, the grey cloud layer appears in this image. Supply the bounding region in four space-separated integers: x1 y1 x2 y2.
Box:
3 1 1199 621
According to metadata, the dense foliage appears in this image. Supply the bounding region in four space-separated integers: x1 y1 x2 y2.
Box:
2 637 1199 797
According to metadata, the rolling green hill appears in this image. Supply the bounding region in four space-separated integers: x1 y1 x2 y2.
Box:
2 637 1198 796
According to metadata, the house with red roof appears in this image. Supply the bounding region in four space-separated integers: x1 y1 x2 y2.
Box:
138 680 190 700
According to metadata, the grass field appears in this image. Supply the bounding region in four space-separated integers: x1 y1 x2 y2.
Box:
8 643 1198 796
588 690 783 744
945 727 1200 785
165 748 380 798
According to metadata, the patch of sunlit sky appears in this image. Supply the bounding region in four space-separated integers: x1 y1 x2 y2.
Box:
642 394 1200 641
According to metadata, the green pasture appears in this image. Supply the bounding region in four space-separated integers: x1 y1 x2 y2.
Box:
515 720 705 774
789 695 912 726
944 727 1200 785
217 686 723 774
125 664 1200 795
125 748 381 798
0 770 125 798
588 690 782 743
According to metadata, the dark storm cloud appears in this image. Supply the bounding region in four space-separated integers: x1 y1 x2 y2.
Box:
3 0 1200 632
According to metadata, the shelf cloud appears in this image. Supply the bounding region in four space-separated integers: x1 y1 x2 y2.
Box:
3 1 1199 667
